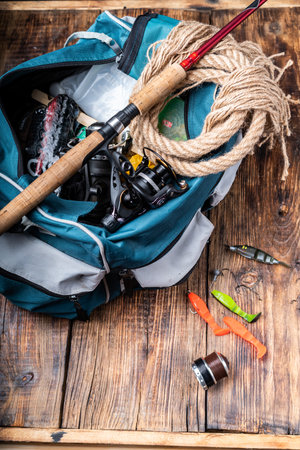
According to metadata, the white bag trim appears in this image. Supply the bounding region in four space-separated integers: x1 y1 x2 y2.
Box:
0 172 110 272
132 211 214 288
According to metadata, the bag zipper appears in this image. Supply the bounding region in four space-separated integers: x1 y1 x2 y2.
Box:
119 262 197 294
0 266 89 320
0 56 126 275
0 266 91 299
0 9 133 168
0 171 110 273
104 11 132 32
118 12 157 74
0 58 117 178
117 229 186 295
69 295 89 321
116 226 186 276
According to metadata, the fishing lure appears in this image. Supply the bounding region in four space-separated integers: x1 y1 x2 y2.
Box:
26 95 79 176
223 316 267 359
188 291 230 336
227 245 291 268
211 290 261 323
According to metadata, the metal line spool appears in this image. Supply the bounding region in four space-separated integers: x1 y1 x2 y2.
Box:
192 351 229 390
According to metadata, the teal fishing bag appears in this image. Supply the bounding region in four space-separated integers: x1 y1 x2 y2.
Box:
0 11 240 319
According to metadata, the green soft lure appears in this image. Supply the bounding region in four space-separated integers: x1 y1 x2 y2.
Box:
211 290 261 323
227 245 291 268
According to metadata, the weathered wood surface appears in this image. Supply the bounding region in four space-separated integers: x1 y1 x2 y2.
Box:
0 8 209 74
2 428 300 449
0 5 299 441
0 7 209 433
0 295 70 427
1 1 300 11
61 269 207 432
206 6 300 434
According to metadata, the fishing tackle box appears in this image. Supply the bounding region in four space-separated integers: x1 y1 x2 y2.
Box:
0 11 240 319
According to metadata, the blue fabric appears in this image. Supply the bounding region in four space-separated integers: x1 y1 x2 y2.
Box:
0 12 239 318
128 15 179 80
0 273 113 319
2 12 132 78
0 111 20 179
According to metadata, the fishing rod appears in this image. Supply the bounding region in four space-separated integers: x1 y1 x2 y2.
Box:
0 0 268 235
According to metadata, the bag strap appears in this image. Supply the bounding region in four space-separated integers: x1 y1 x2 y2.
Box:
64 31 122 55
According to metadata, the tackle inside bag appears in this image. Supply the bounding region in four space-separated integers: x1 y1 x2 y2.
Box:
0 11 241 319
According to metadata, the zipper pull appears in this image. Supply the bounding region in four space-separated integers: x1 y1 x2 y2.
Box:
119 268 134 278
69 295 89 321
116 51 123 65
119 269 138 296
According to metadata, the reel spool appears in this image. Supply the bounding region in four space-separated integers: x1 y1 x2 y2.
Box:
131 147 188 208
99 146 188 232
192 351 229 390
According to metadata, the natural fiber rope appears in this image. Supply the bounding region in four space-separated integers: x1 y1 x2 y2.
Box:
130 21 294 180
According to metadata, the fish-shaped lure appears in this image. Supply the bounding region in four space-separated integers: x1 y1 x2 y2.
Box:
227 245 291 268
223 316 267 359
188 291 230 336
211 290 261 323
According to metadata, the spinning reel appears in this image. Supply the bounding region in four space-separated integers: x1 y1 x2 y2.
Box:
99 146 189 232
60 124 189 232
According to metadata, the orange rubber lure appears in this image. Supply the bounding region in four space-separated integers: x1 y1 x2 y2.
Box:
223 316 267 359
188 291 230 336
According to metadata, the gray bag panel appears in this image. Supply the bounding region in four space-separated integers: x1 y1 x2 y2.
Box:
208 160 241 208
132 210 214 288
206 131 242 208
0 232 106 297
0 171 110 273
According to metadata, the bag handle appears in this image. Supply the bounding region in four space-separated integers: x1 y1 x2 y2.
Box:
64 31 122 55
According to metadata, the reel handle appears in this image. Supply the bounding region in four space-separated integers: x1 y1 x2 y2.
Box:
0 131 104 235
0 64 187 235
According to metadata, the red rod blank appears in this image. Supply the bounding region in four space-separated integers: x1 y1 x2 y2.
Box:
180 0 269 70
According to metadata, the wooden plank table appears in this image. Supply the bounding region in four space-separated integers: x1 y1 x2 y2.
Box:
1 1 300 10
0 3 299 449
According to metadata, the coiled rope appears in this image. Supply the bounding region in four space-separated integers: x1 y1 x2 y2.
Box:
130 21 294 180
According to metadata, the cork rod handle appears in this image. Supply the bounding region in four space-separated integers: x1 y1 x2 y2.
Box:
130 63 187 114
0 63 187 235
0 131 104 235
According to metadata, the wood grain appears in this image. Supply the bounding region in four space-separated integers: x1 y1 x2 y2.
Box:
1 1 299 11
59 8 209 434
0 445 254 450
0 10 102 74
207 7 300 434
135 284 206 432
0 4 299 441
2 428 300 449
0 296 70 427
0 8 209 75
0 6 209 434
61 284 207 432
